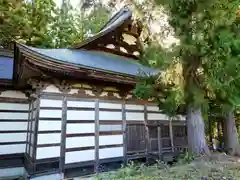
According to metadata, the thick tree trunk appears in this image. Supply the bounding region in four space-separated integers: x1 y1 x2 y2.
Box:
223 110 240 156
187 106 210 155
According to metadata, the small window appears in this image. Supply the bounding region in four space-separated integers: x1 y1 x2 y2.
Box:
0 56 13 79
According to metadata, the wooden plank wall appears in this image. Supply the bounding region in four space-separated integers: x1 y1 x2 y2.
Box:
0 91 29 157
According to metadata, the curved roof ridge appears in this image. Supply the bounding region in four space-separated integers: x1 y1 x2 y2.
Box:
71 7 132 49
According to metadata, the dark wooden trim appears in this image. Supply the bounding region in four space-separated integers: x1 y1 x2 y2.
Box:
0 109 29 113
66 133 95 137
95 99 99 173
64 160 95 169
99 108 122 112
125 109 145 113
0 130 27 133
157 126 162 159
0 119 28 122
33 97 40 163
40 107 62 110
60 95 67 173
25 102 31 153
144 104 150 162
99 144 123 149
66 97 95 102
99 131 123 135
35 157 60 164
99 157 124 164
40 94 64 100
29 100 34 157
67 120 95 123
127 120 144 125
66 146 94 152
122 102 127 166
37 143 61 148
37 130 62 134
99 120 122 125
0 153 24 168
67 107 95 111
0 141 26 145
0 97 29 103
39 118 62 121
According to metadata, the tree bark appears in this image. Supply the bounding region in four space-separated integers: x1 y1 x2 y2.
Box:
223 110 240 156
187 106 210 155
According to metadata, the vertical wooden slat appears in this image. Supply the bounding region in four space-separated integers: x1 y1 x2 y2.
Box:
122 101 127 165
157 126 162 160
60 95 67 173
144 105 150 161
169 118 174 152
25 101 32 154
33 95 40 172
94 99 99 173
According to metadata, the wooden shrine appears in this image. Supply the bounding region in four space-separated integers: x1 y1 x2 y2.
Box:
0 7 187 180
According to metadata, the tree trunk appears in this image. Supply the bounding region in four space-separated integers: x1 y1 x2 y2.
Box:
187 106 210 155
223 110 240 156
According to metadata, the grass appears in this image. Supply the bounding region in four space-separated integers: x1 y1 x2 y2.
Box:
95 153 240 180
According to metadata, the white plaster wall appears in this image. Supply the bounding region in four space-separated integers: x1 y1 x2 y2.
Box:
147 105 159 111
67 101 95 108
36 146 60 159
66 136 95 148
99 125 122 131
99 102 122 109
38 121 61 131
0 144 25 155
99 111 122 120
67 110 95 120
0 133 26 142
147 113 168 120
40 99 62 107
126 112 144 121
37 134 61 144
0 91 27 99
42 85 61 93
66 123 95 134
125 104 144 110
39 110 62 118
0 112 28 119
99 147 123 159
0 122 27 131
0 103 29 110
99 135 123 146
65 150 95 164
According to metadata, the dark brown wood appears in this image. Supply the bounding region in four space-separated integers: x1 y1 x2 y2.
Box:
0 110 29 113
94 99 99 174
38 118 62 121
0 119 28 122
0 97 29 103
67 120 95 123
0 141 26 145
60 95 67 173
122 102 127 165
99 131 123 135
0 130 27 133
33 96 40 164
66 133 95 137
99 120 122 125
67 107 95 111
157 126 162 159
40 107 62 110
127 121 144 125
38 130 62 134
169 118 174 152
144 105 150 161
25 102 32 154
37 143 61 148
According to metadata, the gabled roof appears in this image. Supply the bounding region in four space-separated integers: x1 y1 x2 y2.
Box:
16 43 158 77
72 7 132 49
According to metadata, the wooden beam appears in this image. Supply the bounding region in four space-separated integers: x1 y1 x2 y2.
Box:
122 101 127 165
144 104 150 162
169 118 174 152
94 99 99 174
157 126 162 160
60 95 67 173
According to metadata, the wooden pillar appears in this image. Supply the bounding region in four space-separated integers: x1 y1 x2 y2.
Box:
144 104 150 162
122 101 127 165
169 118 174 152
157 126 162 160
60 95 67 173
32 91 40 172
94 99 99 174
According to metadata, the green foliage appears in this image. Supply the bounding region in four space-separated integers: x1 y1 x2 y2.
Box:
177 152 200 164
0 0 110 48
